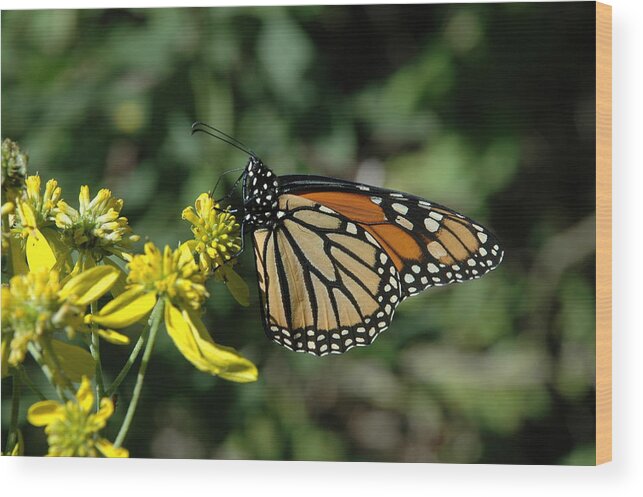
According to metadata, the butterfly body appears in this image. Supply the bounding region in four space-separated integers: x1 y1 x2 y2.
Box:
242 157 280 228
238 156 504 356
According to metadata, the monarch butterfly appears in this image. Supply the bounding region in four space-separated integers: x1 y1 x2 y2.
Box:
194 123 504 356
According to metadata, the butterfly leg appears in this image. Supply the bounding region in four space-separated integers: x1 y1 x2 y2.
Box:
229 222 246 259
209 168 245 203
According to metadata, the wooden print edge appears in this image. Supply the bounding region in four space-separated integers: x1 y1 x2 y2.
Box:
595 1 612 466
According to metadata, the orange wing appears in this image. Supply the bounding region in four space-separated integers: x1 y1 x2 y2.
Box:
300 190 503 298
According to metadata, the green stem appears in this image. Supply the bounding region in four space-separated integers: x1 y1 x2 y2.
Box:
114 298 164 448
17 365 47 401
106 326 149 397
28 342 69 402
90 301 106 404
5 373 21 454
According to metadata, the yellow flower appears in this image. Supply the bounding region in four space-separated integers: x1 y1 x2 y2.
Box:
127 242 208 310
91 242 258 383
14 175 62 233
2 268 72 367
27 376 128 457
182 193 241 274
181 193 249 306
55 185 140 263
1 265 126 376
10 175 64 272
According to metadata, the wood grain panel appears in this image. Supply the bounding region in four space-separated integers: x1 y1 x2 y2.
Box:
595 1 612 466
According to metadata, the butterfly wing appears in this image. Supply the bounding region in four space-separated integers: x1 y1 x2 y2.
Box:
252 194 403 356
280 176 504 300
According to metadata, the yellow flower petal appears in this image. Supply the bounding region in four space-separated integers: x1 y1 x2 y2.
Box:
103 258 128 296
178 242 196 267
164 302 258 382
67 253 98 281
41 227 73 274
94 398 114 425
181 208 200 225
26 228 57 272
199 342 258 383
180 239 198 253
92 288 157 328
97 328 130 345
221 265 250 307
27 400 64 426
164 301 204 367
96 438 129 458
49 339 96 383
1 201 15 216
19 201 37 227
75 376 94 413
59 265 119 306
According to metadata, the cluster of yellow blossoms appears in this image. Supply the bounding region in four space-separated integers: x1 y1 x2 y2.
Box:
28 377 127 457
1 138 257 458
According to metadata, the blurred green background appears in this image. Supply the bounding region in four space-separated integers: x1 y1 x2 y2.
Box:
1 2 596 464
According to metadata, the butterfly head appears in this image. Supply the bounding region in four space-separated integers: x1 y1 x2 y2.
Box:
242 156 279 228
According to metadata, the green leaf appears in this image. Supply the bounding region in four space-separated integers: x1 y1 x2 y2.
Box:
220 265 249 307
49 339 95 382
8 236 28 276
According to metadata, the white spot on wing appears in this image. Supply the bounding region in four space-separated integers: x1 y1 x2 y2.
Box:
395 216 413 230
365 232 378 245
424 217 439 232
392 203 409 215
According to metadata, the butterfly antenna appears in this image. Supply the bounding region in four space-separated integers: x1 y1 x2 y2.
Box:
191 121 257 157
